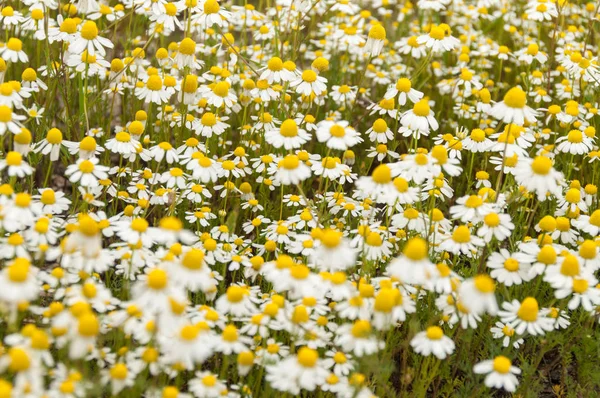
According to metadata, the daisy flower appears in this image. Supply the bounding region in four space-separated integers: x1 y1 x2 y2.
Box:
555 129 594 155
34 128 65 161
438 225 484 257
457 275 498 315
310 228 357 272
399 99 439 138
315 120 362 150
135 75 172 105
410 326 455 359
65 158 109 187
384 77 423 105
473 356 521 392
490 86 539 125
386 237 436 285
0 105 26 135
0 151 34 177
290 70 327 96
498 297 554 335
477 212 515 242
335 320 384 357
486 249 534 286
69 20 114 56
513 156 564 201
192 0 232 29
265 119 311 150
417 24 459 53
364 24 386 57
266 347 329 394
0 38 29 63
275 155 311 185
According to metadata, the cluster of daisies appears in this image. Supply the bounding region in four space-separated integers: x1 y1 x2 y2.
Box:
0 0 599 396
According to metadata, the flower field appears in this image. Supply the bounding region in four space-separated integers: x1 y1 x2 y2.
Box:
0 0 599 396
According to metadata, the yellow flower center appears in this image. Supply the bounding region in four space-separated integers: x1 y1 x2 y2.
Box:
180 325 199 341
338 85 351 94
530 156 552 175
365 232 382 247
429 26 445 40
201 375 217 387
46 128 63 144
280 119 298 137
403 237 428 261
8 348 30 372
560 255 579 276
566 129 583 144
368 24 386 40
372 164 392 184
301 70 317 83
452 225 471 243
321 229 342 248
147 269 168 289
297 347 318 367
110 364 128 380
0 104 13 123
7 38 22 52
182 249 204 270
351 320 372 338
115 131 131 142
415 153 428 165
484 213 500 227
464 195 483 208
329 124 346 137
204 0 220 14
517 297 539 322
503 258 519 271
395 78 411 92
474 274 495 293
290 264 310 280
222 324 238 342
267 57 283 71
492 356 512 374
572 278 588 294
412 99 430 116
77 313 100 336
2 6 14 17
14 193 31 208
503 86 527 108
80 21 99 41
8 258 30 282
214 278 240 299
78 160 95 173
281 154 300 170
565 188 580 204
537 245 556 265
179 37 196 55
426 326 444 340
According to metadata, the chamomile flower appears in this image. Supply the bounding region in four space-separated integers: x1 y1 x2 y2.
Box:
410 326 455 359
315 120 362 150
266 347 329 394
275 155 311 185
69 21 114 56
490 86 539 125
399 99 439 138
473 356 521 392
65 158 109 187
513 156 564 201
417 24 459 53
265 119 311 150
290 69 327 96
498 297 554 335
1 38 29 63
